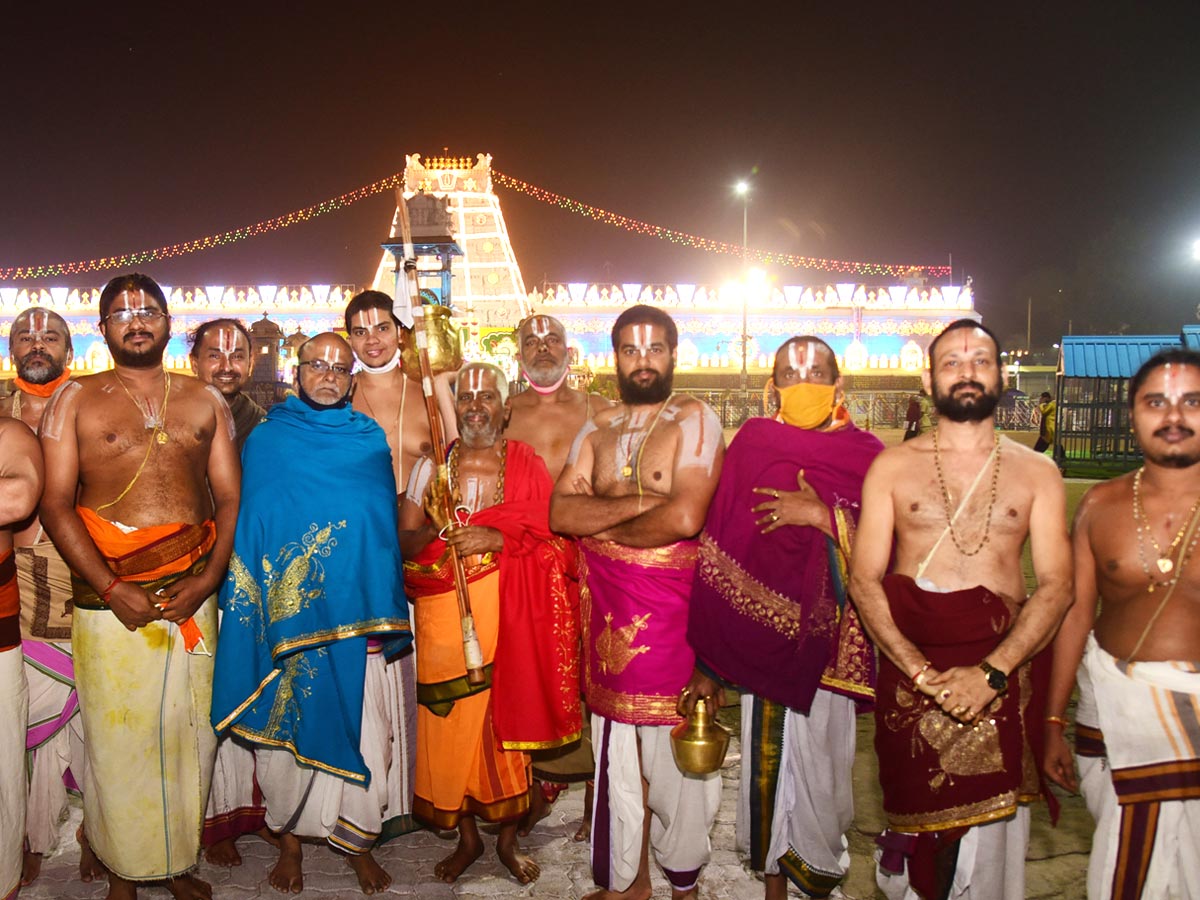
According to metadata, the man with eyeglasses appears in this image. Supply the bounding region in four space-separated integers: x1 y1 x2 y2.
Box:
38 273 241 900
212 332 412 895
1 308 105 888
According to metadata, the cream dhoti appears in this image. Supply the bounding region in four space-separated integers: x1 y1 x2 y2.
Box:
1 549 28 900
72 513 218 881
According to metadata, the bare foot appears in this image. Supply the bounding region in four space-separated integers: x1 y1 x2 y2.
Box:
105 874 138 900
518 780 552 837
79 826 108 883
574 780 595 842
764 871 789 900
255 826 282 848
21 850 42 885
433 826 484 883
165 873 213 900
204 836 242 867
269 833 304 894
345 850 391 894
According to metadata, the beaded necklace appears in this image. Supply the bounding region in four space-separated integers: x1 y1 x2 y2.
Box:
932 430 1001 557
1132 466 1200 592
449 438 507 512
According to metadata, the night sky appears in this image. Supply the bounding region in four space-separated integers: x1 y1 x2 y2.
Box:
3 5 1199 346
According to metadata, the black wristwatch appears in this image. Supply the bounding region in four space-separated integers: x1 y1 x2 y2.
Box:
978 660 1008 694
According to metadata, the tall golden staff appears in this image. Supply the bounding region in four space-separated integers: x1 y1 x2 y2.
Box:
395 193 486 686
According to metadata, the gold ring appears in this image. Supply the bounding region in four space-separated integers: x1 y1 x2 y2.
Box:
771 513 779 523
939 689 951 701
771 489 780 498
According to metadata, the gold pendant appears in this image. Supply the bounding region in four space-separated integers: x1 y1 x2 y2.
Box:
1157 557 1173 574
621 465 633 478
156 431 169 445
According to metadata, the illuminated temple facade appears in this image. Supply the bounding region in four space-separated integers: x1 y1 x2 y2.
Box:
0 152 977 376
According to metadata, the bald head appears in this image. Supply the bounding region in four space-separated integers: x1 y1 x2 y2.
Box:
517 314 569 389
11 306 73 384
296 333 355 407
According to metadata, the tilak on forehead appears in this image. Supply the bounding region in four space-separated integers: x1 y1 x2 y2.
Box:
785 340 817 374
628 323 658 349
310 342 352 366
356 307 390 328
114 288 155 309
462 367 493 394
212 325 245 356
526 315 557 338
18 310 57 334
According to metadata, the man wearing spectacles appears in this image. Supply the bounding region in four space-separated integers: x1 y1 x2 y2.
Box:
188 319 265 456
38 272 242 900
212 332 413 895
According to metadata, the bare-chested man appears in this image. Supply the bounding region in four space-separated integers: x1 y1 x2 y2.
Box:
38 273 241 900
506 313 609 840
345 289 457 490
2 308 105 887
1044 348 1200 899
400 363 577 886
849 318 1072 900
0 417 44 900
550 305 726 900
188 318 265 454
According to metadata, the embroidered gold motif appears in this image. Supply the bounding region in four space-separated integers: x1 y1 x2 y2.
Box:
886 683 1005 792
595 612 651 675
224 553 265 642
262 651 319 742
584 678 682 723
697 532 803 639
263 521 346 624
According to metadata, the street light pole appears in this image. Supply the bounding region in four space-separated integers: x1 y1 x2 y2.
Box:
735 180 750 393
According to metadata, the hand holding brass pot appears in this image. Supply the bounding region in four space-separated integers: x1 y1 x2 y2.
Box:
670 690 730 775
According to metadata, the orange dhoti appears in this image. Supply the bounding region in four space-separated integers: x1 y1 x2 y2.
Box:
412 568 529 828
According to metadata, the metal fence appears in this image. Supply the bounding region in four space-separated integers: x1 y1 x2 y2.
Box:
694 389 1042 431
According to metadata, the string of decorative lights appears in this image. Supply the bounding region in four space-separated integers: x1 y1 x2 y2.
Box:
0 169 950 280
492 171 950 278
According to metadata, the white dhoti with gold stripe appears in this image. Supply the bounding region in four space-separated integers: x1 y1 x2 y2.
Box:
1 647 29 900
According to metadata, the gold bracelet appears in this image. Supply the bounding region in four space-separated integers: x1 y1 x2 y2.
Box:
1045 715 1069 727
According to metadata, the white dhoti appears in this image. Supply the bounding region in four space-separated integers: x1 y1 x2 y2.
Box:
876 809 1030 900
256 650 391 854
74 599 218 881
378 648 418 841
1079 633 1200 900
591 713 722 893
203 735 264 847
738 689 855 897
1 647 28 900
23 640 85 856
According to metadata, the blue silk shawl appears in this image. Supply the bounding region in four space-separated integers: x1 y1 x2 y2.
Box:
211 396 412 784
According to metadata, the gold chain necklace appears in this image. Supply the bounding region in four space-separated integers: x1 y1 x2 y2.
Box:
449 438 506 511
112 370 171 445
617 394 672 480
1132 467 1200 590
932 430 1000 557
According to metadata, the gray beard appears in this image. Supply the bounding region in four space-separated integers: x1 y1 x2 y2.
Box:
17 357 64 384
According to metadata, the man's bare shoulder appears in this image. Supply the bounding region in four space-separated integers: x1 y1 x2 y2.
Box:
592 403 623 428
667 393 717 422
587 392 613 414
0 416 35 441
865 440 922 477
1074 472 1132 526
999 436 1063 482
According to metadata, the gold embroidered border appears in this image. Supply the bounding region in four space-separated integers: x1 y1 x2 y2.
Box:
581 537 697 570
272 618 411 657
697 532 802 640
887 792 1018 833
213 667 282 733
502 730 583 751
586 678 681 723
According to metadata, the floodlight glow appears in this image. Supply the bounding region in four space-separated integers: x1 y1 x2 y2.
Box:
734 181 750 196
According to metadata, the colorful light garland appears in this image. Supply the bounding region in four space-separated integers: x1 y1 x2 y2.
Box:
0 168 951 281
492 171 950 278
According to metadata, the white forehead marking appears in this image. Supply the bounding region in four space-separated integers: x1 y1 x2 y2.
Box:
310 343 350 367
213 326 241 356
630 324 655 349
463 368 488 393
356 308 388 329
529 316 554 338
115 289 151 310
24 311 51 333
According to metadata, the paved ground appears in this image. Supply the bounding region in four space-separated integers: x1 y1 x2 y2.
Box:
21 710 1093 899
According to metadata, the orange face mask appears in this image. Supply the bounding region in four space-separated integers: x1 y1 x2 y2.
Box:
777 382 836 430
